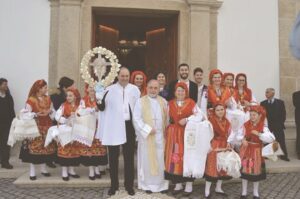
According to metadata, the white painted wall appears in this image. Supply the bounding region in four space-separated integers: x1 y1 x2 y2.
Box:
217 0 280 103
0 0 50 112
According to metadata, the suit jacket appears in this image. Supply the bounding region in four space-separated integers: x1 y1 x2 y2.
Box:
260 98 286 132
166 80 198 102
293 91 300 124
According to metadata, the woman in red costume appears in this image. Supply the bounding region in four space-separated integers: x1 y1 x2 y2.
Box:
165 82 205 196
19 80 56 180
55 88 82 181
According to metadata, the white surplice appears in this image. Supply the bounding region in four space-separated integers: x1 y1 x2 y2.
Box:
133 96 169 192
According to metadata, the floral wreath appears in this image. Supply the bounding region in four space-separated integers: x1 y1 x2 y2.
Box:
80 46 121 102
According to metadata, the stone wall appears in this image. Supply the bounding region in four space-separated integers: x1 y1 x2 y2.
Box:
279 0 300 125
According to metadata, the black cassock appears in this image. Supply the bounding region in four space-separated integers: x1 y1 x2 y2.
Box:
293 91 300 156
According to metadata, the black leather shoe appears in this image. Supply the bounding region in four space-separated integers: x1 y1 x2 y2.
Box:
240 195 247 199
108 188 117 196
95 174 101 179
160 190 168 194
46 162 56 168
1 163 13 169
100 171 106 175
62 176 69 181
183 191 192 196
68 173 80 178
253 196 260 199
204 194 211 199
215 191 228 197
145 190 152 194
280 156 290 162
126 189 135 196
89 176 95 180
29 176 36 181
172 189 182 195
41 172 51 177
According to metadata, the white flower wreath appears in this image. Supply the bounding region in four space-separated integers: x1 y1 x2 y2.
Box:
80 46 121 102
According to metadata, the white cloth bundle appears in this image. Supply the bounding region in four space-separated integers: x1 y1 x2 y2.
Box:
217 150 241 178
262 142 284 161
45 125 73 147
183 116 213 178
72 114 97 147
7 117 40 147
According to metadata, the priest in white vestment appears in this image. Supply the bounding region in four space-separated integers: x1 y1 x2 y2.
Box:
133 80 169 193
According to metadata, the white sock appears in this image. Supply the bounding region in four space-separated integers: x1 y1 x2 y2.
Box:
89 166 95 177
174 183 183 191
94 166 100 175
242 179 248 196
68 166 76 175
253 182 259 197
62 167 68 177
184 182 193 193
215 180 224 193
205 181 212 197
40 163 48 173
30 164 36 177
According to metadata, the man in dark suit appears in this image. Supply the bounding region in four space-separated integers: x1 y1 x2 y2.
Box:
167 63 198 102
261 88 289 161
293 90 300 159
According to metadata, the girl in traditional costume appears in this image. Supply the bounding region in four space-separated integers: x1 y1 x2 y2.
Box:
207 69 231 112
55 88 81 181
78 85 108 180
240 105 275 199
233 73 256 111
164 82 205 196
130 70 147 96
19 80 56 180
204 103 232 198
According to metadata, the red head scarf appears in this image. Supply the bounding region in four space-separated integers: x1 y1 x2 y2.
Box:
248 105 266 131
83 84 96 108
209 69 223 85
222 72 235 87
130 70 147 96
209 103 231 140
174 82 189 99
28 79 47 98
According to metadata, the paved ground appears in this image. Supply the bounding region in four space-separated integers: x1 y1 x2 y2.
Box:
1 172 300 199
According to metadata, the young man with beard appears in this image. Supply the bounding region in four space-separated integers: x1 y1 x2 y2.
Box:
167 63 198 102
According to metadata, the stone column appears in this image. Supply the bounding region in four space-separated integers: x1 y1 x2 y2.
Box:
48 0 83 88
186 0 222 81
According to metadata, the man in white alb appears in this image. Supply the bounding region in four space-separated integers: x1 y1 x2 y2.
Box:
133 79 169 193
96 67 140 196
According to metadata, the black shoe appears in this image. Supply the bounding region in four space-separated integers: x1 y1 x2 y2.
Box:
204 194 211 199
95 174 101 179
89 175 95 180
46 162 56 168
172 189 182 195
41 172 51 177
62 176 69 181
280 156 290 162
108 188 117 196
240 195 247 199
1 163 13 169
68 173 80 178
29 176 36 181
215 191 228 197
160 190 168 194
183 191 192 196
253 196 260 199
145 190 152 194
126 189 135 196
100 171 106 175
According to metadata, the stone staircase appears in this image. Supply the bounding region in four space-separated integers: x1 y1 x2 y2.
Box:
2 127 299 187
